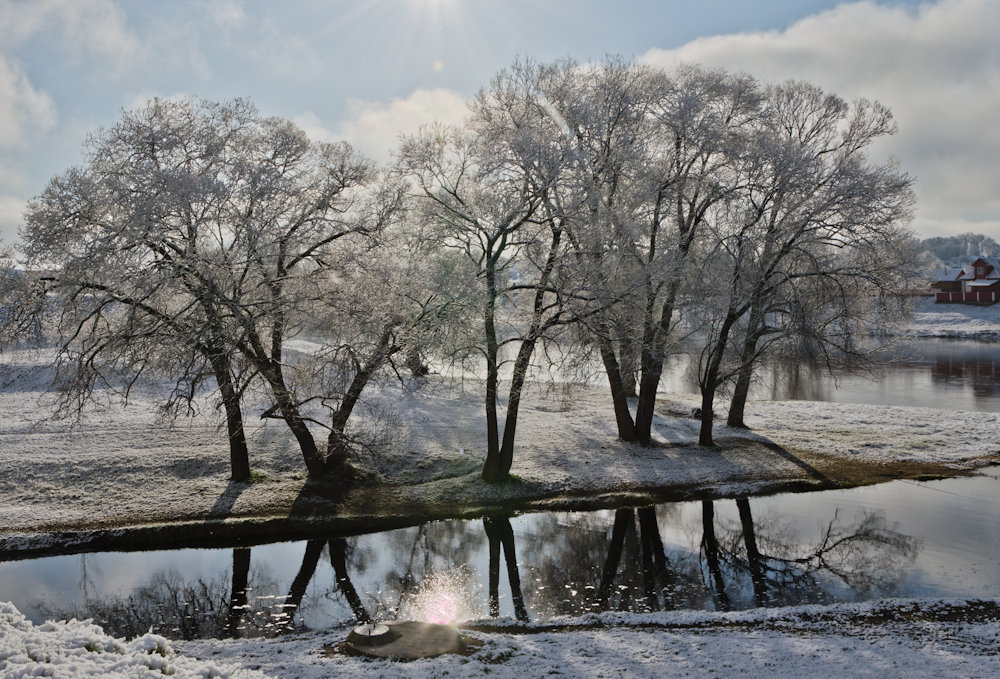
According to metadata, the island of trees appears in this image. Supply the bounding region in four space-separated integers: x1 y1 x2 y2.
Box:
2 57 918 487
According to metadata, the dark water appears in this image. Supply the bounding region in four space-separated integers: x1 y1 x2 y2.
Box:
1 338 998 639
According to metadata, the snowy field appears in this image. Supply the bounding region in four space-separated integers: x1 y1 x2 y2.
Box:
4 598 1000 678
906 296 1000 339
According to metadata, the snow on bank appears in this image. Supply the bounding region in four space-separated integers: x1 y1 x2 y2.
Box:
180 598 1000 678
1 348 999 543
0 601 237 678
906 296 1000 339
741 399 1000 463
5 598 999 679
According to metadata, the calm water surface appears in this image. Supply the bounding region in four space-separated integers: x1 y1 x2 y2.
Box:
1 338 997 639
657 337 1000 412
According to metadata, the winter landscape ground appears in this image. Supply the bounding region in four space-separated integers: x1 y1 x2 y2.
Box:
2 300 1000 678
906 296 1000 340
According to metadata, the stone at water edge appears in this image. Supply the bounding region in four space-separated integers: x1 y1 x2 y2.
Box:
326 620 483 659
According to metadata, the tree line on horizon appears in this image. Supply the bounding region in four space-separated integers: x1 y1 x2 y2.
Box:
1 57 919 486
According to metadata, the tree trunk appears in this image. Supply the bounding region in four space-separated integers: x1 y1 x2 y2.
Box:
481 264 503 483
727 305 765 428
727 362 753 429
597 335 637 441
633 338 664 444
701 501 730 611
208 352 251 482
325 325 400 474
699 311 740 446
618 335 639 398
634 288 679 444
494 337 537 480
698 386 716 446
263 366 324 477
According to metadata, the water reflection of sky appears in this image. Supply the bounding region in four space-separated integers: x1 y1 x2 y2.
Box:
655 338 1000 412
3 471 1000 637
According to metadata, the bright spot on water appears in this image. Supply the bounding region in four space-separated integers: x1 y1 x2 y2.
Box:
397 567 481 624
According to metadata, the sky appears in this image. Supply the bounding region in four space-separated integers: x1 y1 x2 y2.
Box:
0 0 997 247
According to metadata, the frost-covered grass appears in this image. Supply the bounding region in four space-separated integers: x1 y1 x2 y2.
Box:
906 296 1000 339
4 598 1000 678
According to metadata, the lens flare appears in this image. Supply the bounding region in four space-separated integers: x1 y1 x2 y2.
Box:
397 567 481 624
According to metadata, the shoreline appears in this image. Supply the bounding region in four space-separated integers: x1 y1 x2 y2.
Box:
903 296 1000 340
2 380 998 557
4 453 991 560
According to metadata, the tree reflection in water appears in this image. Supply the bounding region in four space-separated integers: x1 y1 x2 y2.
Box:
484 514 529 621
40 540 374 640
35 497 920 639
520 499 918 616
713 498 920 608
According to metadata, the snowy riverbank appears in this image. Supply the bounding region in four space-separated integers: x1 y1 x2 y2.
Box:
4 598 999 678
905 296 1000 339
1 348 998 553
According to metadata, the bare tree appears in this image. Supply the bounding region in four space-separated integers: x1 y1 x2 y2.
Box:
0 244 43 351
22 98 404 480
689 82 915 445
529 61 764 444
397 90 575 481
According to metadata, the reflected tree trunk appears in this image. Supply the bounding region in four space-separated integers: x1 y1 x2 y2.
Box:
637 507 673 610
226 547 251 638
736 498 768 607
275 539 325 633
599 509 635 609
328 538 371 624
486 518 501 618
701 501 731 612
483 515 529 622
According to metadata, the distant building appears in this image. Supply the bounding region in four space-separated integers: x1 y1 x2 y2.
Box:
933 257 1000 304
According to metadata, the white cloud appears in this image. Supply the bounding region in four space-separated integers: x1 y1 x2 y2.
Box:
205 0 247 30
0 55 56 148
296 88 469 163
0 0 141 73
0 194 26 244
640 0 1000 239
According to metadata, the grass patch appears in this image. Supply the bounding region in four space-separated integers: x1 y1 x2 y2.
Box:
788 449 995 486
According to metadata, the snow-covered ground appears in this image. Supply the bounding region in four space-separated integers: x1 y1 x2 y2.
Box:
4 598 999 678
905 296 1000 339
1 350 998 552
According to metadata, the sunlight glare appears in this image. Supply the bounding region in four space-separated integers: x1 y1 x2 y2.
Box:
397 567 481 624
